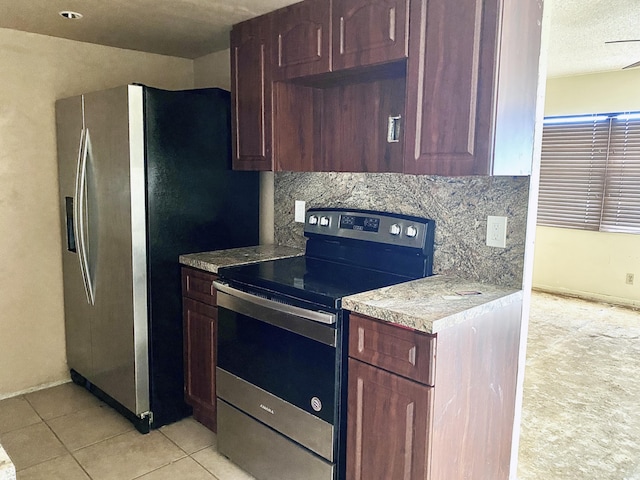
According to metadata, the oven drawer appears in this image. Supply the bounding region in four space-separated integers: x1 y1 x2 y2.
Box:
182 267 218 306
217 367 334 461
218 399 335 480
349 313 436 386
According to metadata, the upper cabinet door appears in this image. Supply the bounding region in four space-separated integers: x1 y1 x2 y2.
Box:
332 0 409 71
403 0 497 175
272 0 331 80
231 15 273 171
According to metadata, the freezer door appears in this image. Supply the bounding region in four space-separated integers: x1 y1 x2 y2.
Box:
60 85 150 416
57 95 94 378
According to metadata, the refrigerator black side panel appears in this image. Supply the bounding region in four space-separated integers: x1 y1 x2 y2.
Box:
143 86 260 427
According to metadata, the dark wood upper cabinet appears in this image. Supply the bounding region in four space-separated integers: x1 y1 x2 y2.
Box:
230 14 273 171
272 0 331 80
403 0 543 175
332 0 409 70
231 0 543 175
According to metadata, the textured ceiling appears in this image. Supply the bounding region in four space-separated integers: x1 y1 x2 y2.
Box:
547 0 640 77
0 0 638 76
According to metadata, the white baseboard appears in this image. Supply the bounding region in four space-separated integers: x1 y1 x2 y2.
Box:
532 286 640 310
0 378 71 401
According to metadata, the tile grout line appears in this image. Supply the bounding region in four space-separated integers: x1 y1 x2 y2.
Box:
156 427 219 479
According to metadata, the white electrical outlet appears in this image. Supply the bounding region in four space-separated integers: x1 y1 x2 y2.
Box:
295 200 306 223
486 216 507 248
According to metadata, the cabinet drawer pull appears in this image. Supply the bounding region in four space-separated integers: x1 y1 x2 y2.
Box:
408 346 416 366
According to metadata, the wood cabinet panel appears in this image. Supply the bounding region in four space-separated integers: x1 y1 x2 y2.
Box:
182 267 219 432
403 0 493 175
231 15 273 171
428 299 522 480
349 313 435 385
183 297 217 432
333 0 409 71
273 82 321 171
403 0 541 175
272 0 331 80
274 74 405 172
182 267 217 306
321 75 405 172
346 358 431 480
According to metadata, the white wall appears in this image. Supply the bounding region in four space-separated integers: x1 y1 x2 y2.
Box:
0 28 194 398
533 68 640 307
194 50 231 90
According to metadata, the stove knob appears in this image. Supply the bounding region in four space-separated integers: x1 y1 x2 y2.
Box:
308 215 318 225
320 216 330 227
406 225 418 238
389 223 401 236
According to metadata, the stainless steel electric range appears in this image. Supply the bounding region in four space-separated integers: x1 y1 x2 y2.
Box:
213 208 436 480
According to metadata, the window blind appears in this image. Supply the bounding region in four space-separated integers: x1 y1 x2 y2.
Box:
537 112 640 235
538 117 610 230
601 115 640 233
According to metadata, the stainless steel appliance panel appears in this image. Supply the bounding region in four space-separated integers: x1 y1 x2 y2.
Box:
218 399 335 480
217 368 334 461
56 95 93 379
215 284 337 346
58 85 149 416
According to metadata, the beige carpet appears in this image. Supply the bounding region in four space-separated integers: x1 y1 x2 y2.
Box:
518 292 640 480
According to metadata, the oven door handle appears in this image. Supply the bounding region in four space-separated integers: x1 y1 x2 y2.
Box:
213 281 337 347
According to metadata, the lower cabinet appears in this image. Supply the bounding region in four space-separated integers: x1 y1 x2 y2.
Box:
347 312 435 480
346 358 431 480
347 299 522 480
182 267 218 432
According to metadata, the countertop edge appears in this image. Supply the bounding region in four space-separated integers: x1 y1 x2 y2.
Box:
179 245 304 274
343 276 523 334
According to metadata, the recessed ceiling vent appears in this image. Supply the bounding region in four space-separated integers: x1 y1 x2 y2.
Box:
59 11 83 20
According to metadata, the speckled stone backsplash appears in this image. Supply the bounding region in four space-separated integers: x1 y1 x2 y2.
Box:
274 172 529 289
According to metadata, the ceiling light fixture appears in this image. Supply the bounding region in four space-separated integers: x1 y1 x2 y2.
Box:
59 11 83 19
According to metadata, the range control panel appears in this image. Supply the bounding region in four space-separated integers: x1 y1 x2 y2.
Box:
304 208 435 251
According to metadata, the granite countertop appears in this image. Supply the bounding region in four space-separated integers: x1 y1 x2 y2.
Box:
0 445 15 480
179 244 304 274
343 275 522 334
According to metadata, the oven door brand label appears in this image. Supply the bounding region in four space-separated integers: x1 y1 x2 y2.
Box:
259 404 275 415
311 397 322 412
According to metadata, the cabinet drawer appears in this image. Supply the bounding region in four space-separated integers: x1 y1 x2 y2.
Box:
182 267 218 306
349 313 435 385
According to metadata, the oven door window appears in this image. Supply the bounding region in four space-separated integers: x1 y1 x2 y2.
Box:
218 307 336 424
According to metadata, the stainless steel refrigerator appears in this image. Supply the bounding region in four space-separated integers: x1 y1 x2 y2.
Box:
56 84 259 432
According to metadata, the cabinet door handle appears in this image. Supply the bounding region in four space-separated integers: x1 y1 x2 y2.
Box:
389 7 396 42
387 115 402 143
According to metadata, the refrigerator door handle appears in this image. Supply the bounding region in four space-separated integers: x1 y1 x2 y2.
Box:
74 127 95 305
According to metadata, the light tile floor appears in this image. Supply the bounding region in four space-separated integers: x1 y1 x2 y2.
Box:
1 292 638 479
0 383 254 480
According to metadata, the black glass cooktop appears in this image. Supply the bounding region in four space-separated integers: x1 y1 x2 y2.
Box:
218 255 416 310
